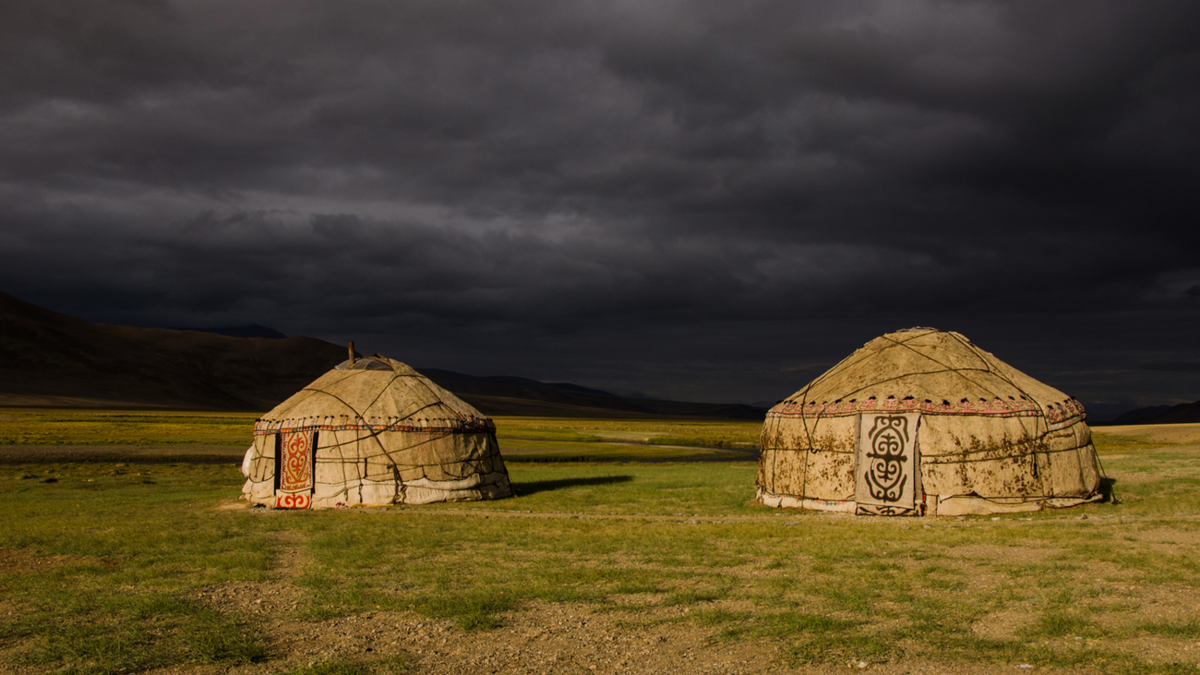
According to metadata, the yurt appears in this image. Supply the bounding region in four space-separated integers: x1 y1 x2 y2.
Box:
758 328 1103 516
242 353 512 509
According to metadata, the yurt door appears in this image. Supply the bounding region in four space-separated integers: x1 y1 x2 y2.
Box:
274 431 317 509
855 414 921 516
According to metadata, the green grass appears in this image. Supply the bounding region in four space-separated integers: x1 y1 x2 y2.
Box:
0 408 259 446
1 413 1199 673
17 595 266 674
0 409 761 462
494 416 761 449
411 590 522 631
492 416 761 461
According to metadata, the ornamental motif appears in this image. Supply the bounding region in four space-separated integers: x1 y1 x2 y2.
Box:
856 504 920 516
863 416 910 503
275 493 311 509
279 432 313 492
254 415 495 436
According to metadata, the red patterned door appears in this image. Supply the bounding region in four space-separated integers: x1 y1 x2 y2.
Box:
274 431 316 509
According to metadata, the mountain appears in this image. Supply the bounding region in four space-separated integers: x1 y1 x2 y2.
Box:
420 369 622 401
0 291 766 418
1095 401 1200 426
1135 400 1200 425
171 324 288 339
0 291 346 410
419 369 765 419
1102 405 1175 425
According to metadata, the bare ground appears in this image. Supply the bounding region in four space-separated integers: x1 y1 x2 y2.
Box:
115 595 1200 675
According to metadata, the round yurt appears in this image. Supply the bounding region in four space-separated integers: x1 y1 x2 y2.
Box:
758 328 1103 516
242 354 511 509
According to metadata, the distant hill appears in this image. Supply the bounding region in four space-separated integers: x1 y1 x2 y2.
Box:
1097 401 1200 426
0 291 766 419
1103 405 1174 425
0 291 346 410
420 369 766 419
171 324 288 339
1135 400 1200 425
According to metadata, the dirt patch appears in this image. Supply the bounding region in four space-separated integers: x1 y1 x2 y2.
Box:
0 548 109 575
970 609 1027 641
287 602 774 675
80 600 1180 675
1095 582 1200 626
1126 524 1200 552
939 543 1053 566
196 580 308 618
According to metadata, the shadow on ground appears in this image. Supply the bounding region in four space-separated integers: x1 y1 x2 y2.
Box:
514 475 634 497
1099 476 1120 504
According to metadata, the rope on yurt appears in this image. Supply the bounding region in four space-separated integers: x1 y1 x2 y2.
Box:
904 332 1055 498
954 336 1055 485
326 378 389 500
294 367 494 502
798 387 815 511
779 336 895 508
826 330 1010 405
800 337 900 404
866 331 1064 502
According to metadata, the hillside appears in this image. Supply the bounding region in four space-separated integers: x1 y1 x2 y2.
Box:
1103 405 1174 425
1136 400 1200 425
0 291 765 419
1097 400 1200 426
420 369 765 419
0 291 346 410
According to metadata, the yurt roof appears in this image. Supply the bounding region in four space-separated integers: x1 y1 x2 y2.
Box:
255 356 489 432
770 328 1083 420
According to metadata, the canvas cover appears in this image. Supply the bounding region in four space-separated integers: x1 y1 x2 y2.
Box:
242 356 512 508
758 328 1103 516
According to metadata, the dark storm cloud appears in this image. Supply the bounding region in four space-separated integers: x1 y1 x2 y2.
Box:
1 0 1198 411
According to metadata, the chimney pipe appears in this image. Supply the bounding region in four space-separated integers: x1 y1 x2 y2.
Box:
348 341 356 365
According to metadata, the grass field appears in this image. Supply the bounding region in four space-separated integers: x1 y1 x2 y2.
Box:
0 410 759 463
1 410 1199 674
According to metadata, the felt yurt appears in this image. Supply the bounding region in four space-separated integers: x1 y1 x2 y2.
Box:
241 351 511 509
758 328 1103 516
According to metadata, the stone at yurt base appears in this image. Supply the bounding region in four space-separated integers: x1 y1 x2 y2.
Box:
242 354 511 509
757 328 1103 516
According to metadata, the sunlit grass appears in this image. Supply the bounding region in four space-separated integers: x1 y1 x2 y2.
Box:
0 408 258 446
0 409 762 462
493 416 761 450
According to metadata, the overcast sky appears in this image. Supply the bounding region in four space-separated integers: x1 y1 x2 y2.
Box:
2 0 1198 415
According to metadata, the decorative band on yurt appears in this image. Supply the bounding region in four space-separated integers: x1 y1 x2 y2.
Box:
768 396 1085 423
253 415 496 436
